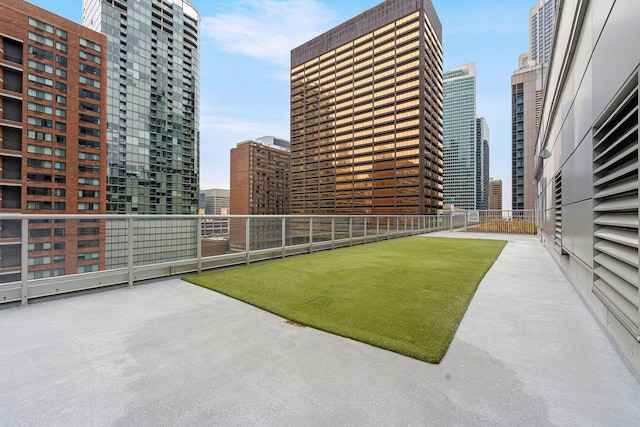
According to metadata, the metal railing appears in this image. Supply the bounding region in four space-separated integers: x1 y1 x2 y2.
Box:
446 210 536 235
0 213 459 306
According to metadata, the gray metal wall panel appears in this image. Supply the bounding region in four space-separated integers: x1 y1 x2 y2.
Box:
562 204 575 253
574 65 593 146
573 199 594 266
572 137 593 203
562 108 575 162
591 0 640 116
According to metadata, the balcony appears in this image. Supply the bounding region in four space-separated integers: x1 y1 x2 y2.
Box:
0 219 637 424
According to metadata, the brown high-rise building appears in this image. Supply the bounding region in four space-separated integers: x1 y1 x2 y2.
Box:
489 178 503 211
229 137 291 215
229 137 290 251
290 0 443 215
511 64 545 211
0 0 107 282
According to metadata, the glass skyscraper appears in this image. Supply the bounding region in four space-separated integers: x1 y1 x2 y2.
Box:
290 0 443 215
476 117 490 211
529 0 557 66
443 63 477 210
82 0 200 214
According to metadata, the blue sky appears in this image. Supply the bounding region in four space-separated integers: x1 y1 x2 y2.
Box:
28 0 533 209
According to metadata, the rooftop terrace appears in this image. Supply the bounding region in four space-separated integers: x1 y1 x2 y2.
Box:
1 232 639 425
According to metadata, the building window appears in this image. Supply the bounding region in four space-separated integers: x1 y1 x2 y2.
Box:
79 63 101 76
28 31 53 47
77 264 99 273
79 50 101 64
28 17 53 33
28 88 53 101
28 59 53 74
27 201 52 210
27 102 53 115
28 270 51 280
27 130 52 142
79 75 101 88
27 158 52 169
78 203 100 211
28 45 53 60
27 74 53 87
79 37 102 52
27 144 52 155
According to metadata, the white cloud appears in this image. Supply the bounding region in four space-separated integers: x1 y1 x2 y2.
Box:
201 0 338 67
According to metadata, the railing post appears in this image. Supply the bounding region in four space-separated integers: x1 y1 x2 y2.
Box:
464 212 468 232
376 217 380 241
197 217 202 273
246 217 251 265
349 217 353 246
309 217 313 253
331 217 335 250
364 217 368 243
20 218 28 307
282 217 286 258
387 216 390 239
128 218 134 288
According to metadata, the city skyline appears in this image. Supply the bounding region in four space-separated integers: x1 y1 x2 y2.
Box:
28 0 534 210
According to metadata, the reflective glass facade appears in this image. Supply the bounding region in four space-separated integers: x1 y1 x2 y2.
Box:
83 0 200 214
529 0 557 66
290 0 443 215
475 117 489 210
443 63 476 210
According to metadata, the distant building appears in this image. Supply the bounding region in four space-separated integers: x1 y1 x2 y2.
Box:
230 138 290 216
443 63 478 211
511 64 545 210
229 138 290 251
0 0 107 282
529 0 558 66
489 178 502 211
83 0 200 214
290 0 444 215
200 188 229 237
512 1 556 211
476 117 490 210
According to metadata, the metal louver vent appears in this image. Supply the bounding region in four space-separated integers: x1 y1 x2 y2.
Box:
553 172 562 247
592 75 639 342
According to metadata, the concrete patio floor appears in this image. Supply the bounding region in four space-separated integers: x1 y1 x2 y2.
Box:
1 232 639 426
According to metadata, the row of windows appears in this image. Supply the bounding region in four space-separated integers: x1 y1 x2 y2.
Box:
25 202 100 211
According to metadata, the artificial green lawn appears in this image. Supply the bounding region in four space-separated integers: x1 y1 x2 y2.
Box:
183 236 506 363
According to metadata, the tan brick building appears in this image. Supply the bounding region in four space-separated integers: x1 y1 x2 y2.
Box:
489 178 502 211
229 137 290 251
0 0 107 281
